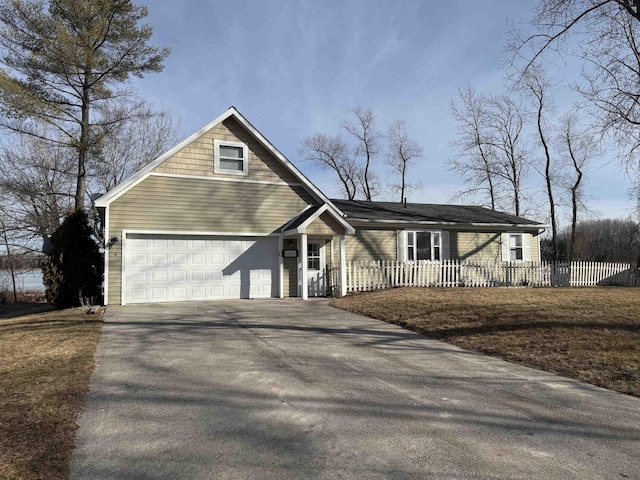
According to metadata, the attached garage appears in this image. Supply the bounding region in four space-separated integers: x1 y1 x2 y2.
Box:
123 233 278 304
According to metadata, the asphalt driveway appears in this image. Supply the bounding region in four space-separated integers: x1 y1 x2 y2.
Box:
71 299 640 480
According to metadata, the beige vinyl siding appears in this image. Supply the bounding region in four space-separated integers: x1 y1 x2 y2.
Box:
106 240 122 305
449 231 502 262
305 212 346 235
283 239 298 297
340 228 541 265
449 231 541 263
153 117 300 184
528 233 541 262
107 175 313 304
345 229 397 262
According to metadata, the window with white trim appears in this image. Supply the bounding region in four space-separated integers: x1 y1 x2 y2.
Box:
214 139 248 175
407 231 441 261
509 233 523 261
307 242 320 270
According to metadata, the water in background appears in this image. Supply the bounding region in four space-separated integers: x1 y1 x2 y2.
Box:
0 270 44 291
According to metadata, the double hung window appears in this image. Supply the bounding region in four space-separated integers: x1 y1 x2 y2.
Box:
407 231 441 261
509 233 523 261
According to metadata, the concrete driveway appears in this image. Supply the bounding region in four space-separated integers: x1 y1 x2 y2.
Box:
71 299 640 480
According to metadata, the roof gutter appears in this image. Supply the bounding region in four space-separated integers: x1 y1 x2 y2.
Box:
346 218 550 229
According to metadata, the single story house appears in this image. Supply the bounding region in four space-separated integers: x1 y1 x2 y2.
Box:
95 107 545 305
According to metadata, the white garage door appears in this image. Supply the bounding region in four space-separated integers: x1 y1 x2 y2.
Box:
124 234 278 303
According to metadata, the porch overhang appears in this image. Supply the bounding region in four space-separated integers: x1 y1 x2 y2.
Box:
282 203 355 236
278 203 353 300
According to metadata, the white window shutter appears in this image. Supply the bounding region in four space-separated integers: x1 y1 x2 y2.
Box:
397 230 407 261
500 233 509 261
441 231 450 259
523 233 532 261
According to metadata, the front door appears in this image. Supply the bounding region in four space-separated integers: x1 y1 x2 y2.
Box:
307 240 325 297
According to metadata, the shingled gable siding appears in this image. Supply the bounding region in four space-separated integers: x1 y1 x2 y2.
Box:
152 117 300 184
106 176 314 304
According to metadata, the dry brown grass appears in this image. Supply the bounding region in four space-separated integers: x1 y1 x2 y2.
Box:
0 307 103 480
331 287 640 397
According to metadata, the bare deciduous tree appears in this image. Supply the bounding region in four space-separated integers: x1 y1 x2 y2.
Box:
341 107 380 201
448 87 499 210
521 66 560 259
509 0 640 201
0 99 180 254
485 94 532 217
89 102 182 193
386 120 423 202
301 107 419 201
0 131 75 246
556 110 595 260
298 133 359 200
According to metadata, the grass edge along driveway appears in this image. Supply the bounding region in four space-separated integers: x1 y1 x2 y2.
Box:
0 307 103 480
331 287 640 397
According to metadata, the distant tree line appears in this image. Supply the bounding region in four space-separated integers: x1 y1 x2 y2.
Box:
542 218 640 263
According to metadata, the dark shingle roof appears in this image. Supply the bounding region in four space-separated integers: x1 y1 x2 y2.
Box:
331 199 543 226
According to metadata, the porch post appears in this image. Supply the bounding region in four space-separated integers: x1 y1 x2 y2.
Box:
278 234 284 298
339 234 347 296
301 233 308 300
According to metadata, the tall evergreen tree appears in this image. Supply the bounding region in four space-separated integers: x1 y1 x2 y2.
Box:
0 0 169 210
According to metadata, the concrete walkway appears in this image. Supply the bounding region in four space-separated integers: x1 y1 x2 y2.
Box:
71 299 640 479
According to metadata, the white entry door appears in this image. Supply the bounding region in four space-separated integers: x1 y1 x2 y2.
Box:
307 240 325 297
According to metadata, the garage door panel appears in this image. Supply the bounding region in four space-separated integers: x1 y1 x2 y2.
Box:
131 253 148 265
209 285 224 297
151 287 168 300
125 234 278 303
190 285 206 298
192 270 206 282
192 253 206 265
129 288 148 302
152 253 168 265
151 270 166 282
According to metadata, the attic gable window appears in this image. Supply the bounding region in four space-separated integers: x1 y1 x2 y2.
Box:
214 139 248 175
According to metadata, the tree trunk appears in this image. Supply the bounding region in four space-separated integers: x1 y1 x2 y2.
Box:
1 221 17 302
536 100 558 261
363 151 372 201
400 161 406 202
75 82 91 210
567 134 583 262
483 154 496 210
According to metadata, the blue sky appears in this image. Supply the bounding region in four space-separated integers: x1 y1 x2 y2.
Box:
131 0 633 223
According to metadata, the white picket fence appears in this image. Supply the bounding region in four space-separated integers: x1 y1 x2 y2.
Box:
328 260 640 293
